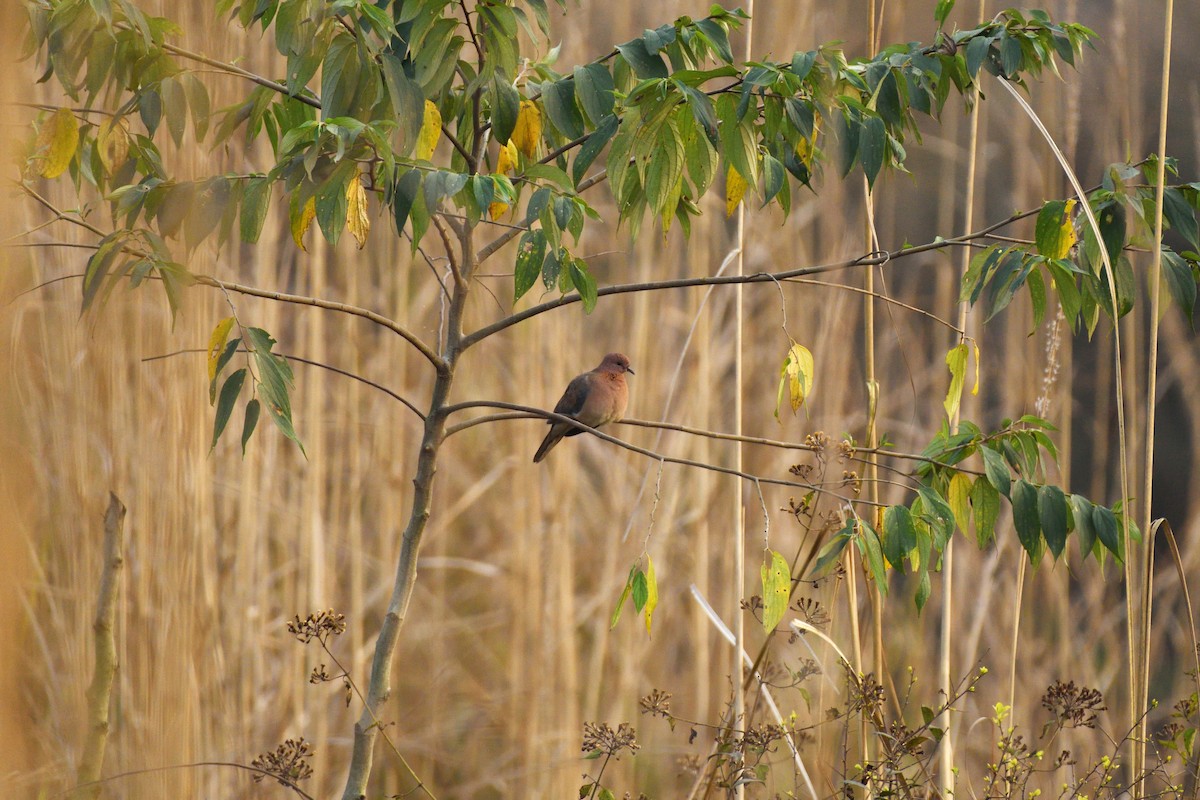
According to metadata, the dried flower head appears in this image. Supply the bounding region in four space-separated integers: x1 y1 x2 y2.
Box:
251 737 314 786
792 597 830 630
287 609 346 645
582 722 640 758
1041 680 1106 729
639 689 672 719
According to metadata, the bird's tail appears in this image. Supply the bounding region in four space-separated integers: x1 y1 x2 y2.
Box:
532 428 563 463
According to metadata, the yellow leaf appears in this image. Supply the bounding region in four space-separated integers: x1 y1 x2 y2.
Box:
725 165 748 217
947 472 972 534
971 340 981 396
488 201 510 220
36 108 79 178
943 342 968 419
291 195 316 251
346 170 370 249
96 117 130 175
416 100 441 160
761 550 791 633
1051 198 1078 260
511 100 542 158
206 316 236 384
496 139 518 174
775 341 815 419
643 556 658 636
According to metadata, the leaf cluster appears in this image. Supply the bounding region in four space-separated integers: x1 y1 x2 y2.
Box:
963 159 1200 334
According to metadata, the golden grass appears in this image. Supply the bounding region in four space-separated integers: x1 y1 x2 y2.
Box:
4 0 1199 797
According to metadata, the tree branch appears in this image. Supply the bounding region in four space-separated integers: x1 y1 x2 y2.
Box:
191 276 443 368
462 206 1038 349
438 400 875 505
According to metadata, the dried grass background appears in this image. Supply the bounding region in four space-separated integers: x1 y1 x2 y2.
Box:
2 0 1200 797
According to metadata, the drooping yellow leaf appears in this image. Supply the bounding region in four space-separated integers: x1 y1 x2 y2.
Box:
775 341 815 419
511 100 542 158
761 550 791 633
947 472 972 534
488 201 510 220
643 556 659 636
206 316 236 384
346 170 370 249
36 108 79 178
943 342 968 419
725 165 748 217
96 117 130 175
290 194 316 251
971 340 981 396
416 100 441 160
496 139 518 174
1049 199 1077 260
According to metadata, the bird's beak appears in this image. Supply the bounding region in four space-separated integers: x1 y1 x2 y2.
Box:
626 366 635 375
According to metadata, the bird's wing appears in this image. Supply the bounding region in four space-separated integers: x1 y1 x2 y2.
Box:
551 373 594 418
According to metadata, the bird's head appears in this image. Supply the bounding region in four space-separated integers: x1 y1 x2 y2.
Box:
600 353 634 375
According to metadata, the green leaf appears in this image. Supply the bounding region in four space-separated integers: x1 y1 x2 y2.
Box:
684 129 718 196
645 120 684 216
811 525 852 579
491 77 520 146
381 54 425 154
1070 493 1096 559
542 77 585 139
1164 187 1200 252
81 231 126 314
209 338 242 403
789 51 817 81
694 18 734 63
980 446 1011 497
572 114 618 185
935 0 956 27
761 549 791 633
1027 266 1047 331
541 247 561 289
240 176 272 244
761 153 784 205
161 75 187 148
423 170 468 210
514 229 547 302
245 327 305 456
854 520 888 595
573 64 615 126
631 568 648 611
970 476 1000 547
1038 484 1069 559
1011 479 1042 564
241 398 260 456
610 566 635 629
717 94 757 188
568 258 598 312
392 169 423 235
1161 247 1196 325
1093 504 1121 559
1035 199 1076 259
944 342 968 419
680 84 719 147
616 37 668 79
211 368 246 451
882 505 917 569
859 115 886 187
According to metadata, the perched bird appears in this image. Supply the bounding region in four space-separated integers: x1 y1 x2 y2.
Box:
533 353 634 463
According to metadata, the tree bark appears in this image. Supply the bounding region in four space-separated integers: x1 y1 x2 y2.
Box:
73 493 125 800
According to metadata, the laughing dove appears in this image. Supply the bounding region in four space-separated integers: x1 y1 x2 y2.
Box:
533 353 634 463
